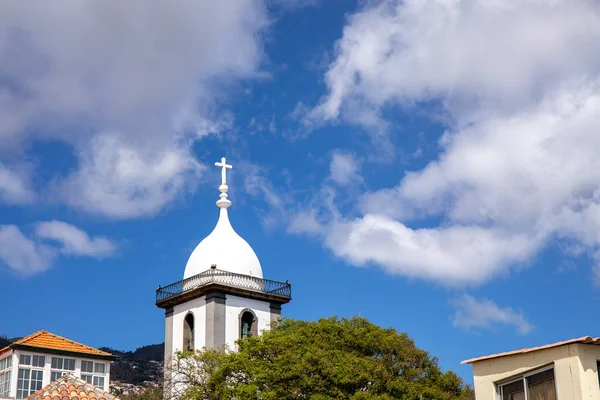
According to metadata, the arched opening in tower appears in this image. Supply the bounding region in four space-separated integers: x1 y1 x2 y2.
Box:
183 313 194 351
240 310 257 339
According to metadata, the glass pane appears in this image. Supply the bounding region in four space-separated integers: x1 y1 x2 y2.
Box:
81 361 93 373
82 374 93 384
17 368 30 399
65 359 75 371
501 379 525 400
0 370 11 397
0 356 11 370
18 368 30 380
51 357 63 370
94 363 105 373
19 355 31 365
527 369 556 400
94 376 105 388
31 370 43 392
32 355 45 368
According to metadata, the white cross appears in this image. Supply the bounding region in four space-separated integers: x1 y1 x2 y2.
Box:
215 157 233 186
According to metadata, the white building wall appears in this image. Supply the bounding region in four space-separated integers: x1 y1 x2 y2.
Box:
172 296 206 353
225 295 271 349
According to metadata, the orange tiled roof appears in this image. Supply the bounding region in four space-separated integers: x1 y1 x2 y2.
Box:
461 336 600 364
4 330 112 358
26 374 119 400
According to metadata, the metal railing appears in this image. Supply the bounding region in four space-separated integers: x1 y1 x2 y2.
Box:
156 268 291 303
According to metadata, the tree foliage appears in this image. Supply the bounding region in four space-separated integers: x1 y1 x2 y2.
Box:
170 316 473 400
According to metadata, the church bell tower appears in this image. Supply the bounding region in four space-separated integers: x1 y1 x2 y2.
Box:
155 157 292 369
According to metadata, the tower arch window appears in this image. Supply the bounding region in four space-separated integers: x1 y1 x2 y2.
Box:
183 313 195 351
239 309 258 339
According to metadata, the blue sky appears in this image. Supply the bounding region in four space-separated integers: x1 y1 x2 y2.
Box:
3 0 600 384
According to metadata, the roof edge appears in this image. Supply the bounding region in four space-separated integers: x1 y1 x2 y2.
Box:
11 344 116 361
12 330 113 358
462 336 600 364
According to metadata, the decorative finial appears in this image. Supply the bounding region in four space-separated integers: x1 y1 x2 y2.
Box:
215 157 233 208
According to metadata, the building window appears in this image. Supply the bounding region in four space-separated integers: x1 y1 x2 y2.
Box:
497 366 556 400
51 357 75 371
81 374 105 388
32 355 44 368
17 368 43 399
183 313 194 351
81 360 94 373
51 371 67 381
0 370 10 397
50 356 75 381
94 363 105 374
93 376 105 387
0 356 11 397
19 355 45 368
0 357 11 371
81 361 106 388
16 354 45 399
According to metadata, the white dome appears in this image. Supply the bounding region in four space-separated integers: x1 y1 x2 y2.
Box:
183 208 263 279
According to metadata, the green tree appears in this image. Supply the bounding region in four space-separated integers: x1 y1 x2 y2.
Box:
172 316 473 400
168 348 228 400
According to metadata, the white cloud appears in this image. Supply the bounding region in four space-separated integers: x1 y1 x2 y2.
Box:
0 163 34 204
347 80 600 285
310 0 600 126
59 134 204 218
360 81 600 232
329 152 361 186
240 161 293 229
0 221 117 276
35 220 116 258
0 225 55 276
0 0 268 216
296 0 600 286
324 216 541 285
452 294 533 335
287 209 324 236
242 162 285 209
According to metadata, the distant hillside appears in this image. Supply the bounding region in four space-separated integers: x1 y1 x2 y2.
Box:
100 343 164 362
0 337 10 348
100 343 164 385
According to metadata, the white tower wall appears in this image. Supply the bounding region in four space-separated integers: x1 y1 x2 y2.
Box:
225 295 271 349
171 296 207 354
167 294 273 356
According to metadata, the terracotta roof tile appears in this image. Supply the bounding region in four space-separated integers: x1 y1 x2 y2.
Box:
0 346 12 359
462 336 600 364
26 374 119 400
5 331 112 357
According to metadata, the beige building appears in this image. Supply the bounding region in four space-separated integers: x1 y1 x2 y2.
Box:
462 336 600 400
